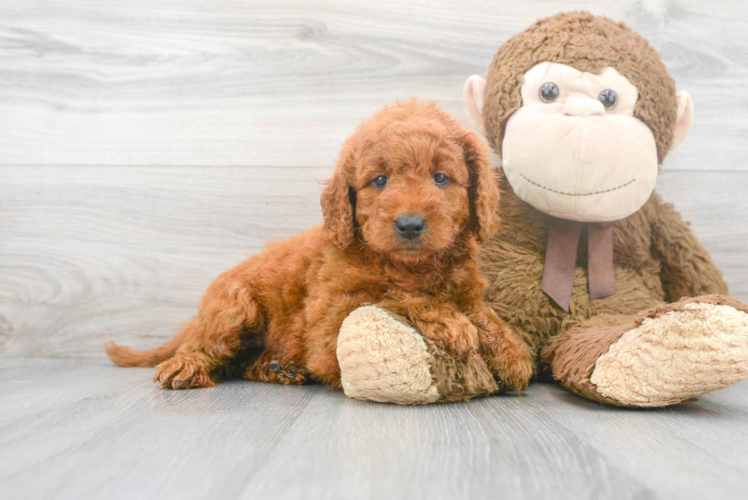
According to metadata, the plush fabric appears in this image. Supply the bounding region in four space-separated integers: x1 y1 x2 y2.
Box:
477 168 747 407
337 305 502 404
483 11 677 164
460 11 748 408
338 306 440 404
541 314 636 405
541 296 748 406
502 101 658 222
479 175 721 351
520 63 640 116
502 63 659 222
592 301 748 406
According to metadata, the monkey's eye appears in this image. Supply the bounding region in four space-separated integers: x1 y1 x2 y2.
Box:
598 89 617 109
372 175 388 189
539 82 560 103
433 173 449 186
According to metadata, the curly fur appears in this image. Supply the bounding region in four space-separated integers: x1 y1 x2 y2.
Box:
105 99 531 393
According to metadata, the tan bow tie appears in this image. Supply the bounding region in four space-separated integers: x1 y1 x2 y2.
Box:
540 218 616 312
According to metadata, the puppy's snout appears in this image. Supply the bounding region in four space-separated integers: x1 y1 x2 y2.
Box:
395 214 426 240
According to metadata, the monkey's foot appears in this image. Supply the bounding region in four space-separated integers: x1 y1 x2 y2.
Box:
591 296 748 407
337 306 440 404
337 306 499 404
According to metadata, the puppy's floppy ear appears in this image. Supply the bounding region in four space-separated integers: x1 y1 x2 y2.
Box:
461 129 500 243
321 143 357 249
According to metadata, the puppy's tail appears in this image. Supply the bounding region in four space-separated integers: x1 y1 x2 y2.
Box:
105 330 186 367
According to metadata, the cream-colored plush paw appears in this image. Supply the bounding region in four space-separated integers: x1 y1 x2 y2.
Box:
337 306 439 404
591 303 748 407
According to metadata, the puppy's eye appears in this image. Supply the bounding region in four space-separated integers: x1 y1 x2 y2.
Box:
598 89 617 109
372 175 388 189
433 173 449 186
539 82 560 103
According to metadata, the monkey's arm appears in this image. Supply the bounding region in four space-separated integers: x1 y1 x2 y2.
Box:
649 193 728 301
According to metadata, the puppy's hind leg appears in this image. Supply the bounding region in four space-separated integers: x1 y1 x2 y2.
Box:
154 269 265 390
244 350 308 385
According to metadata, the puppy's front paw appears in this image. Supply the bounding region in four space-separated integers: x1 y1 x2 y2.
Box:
450 322 481 357
488 343 532 392
154 355 215 390
481 334 534 392
469 307 534 392
419 316 479 358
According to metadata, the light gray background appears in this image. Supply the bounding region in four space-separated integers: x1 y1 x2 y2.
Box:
1 1 748 499
2 0 747 357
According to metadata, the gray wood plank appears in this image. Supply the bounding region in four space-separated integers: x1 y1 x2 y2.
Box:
0 0 746 171
0 358 642 500
655 170 748 298
0 165 326 357
2 358 748 500
0 358 319 500
2 167 746 358
521 384 748 500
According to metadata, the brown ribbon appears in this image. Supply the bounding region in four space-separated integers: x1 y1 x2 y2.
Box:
540 218 616 312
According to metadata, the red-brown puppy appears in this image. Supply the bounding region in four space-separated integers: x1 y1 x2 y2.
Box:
105 99 532 394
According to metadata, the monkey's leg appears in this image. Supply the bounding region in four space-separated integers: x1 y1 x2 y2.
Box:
336 306 498 404
542 295 748 407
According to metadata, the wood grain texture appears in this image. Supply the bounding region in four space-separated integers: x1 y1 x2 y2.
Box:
1 358 748 500
1 0 747 170
1 166 746 358
2 3 748 498
0 165 326 357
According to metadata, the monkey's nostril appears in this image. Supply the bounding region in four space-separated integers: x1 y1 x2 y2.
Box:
395 215 426 240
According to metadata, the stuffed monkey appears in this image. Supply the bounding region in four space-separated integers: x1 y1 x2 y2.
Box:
337 11 748 406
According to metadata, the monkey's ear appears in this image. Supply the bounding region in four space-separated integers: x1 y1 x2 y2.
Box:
461 130 500 243
463 75 487 135
320 147 356 249
671 90 693 150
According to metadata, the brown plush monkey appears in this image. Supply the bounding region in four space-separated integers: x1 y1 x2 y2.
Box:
338 11 748 406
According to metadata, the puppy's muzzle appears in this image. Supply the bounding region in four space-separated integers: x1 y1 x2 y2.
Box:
395 214 426 240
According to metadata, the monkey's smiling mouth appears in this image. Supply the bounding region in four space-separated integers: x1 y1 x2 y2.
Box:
519 174 636 197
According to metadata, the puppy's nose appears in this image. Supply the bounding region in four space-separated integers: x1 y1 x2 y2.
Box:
395 214 426 240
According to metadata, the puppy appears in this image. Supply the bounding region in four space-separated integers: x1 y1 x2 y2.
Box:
105 99 532 393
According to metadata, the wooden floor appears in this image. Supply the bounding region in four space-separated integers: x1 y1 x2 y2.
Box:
3 1 748 498
2 358 748 500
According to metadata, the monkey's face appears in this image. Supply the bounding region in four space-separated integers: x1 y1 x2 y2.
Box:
501 62 658 222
